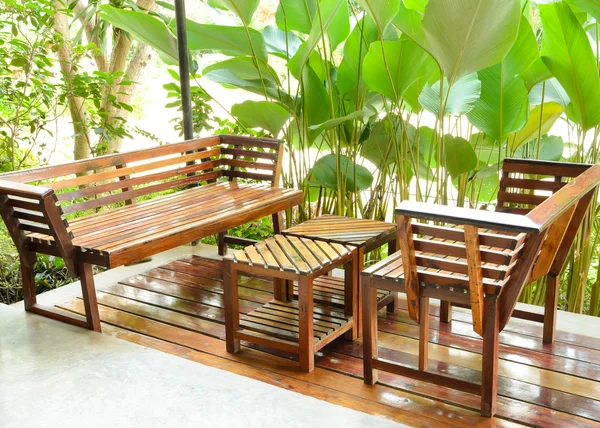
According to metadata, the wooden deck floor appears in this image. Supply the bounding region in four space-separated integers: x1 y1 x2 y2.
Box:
57 256 600 427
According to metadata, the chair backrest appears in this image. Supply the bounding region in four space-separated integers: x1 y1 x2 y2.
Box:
0 135 284 218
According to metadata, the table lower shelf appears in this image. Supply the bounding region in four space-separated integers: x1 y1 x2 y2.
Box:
237 299 353 352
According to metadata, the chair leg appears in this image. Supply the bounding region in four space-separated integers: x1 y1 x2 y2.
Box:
419 296 429 371
481 295 499 417
440 301 452 323
543 275 559 344
218 231 227 256
224 261 240 353
362 277 379 384
20 256 37 311
344 255 359 340
298 275 314 372
272 212 283 234
79 263 101 332
386 240 399 313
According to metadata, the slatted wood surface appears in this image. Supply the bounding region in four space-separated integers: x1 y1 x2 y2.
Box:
282 215 396 249
226 234 354 275
240 299 351 345
56 256 600 428
26 183 302 268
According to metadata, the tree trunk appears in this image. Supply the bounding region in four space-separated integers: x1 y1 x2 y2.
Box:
54 1 92 160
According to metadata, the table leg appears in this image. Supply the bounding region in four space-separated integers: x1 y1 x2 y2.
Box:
356 247 365 338
224 261 240 353
440 301 452 323
362 276 379 384
386 239 399 313
298 274 314 372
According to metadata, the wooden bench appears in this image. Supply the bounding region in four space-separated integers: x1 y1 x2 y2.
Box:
361 159 600 416
0 135 303 332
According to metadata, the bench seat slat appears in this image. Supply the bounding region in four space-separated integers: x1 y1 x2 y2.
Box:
26 182 303 268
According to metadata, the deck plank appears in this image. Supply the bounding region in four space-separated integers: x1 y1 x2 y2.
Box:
55 256 600 427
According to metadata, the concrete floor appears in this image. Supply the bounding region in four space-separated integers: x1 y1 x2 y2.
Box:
0 302 405 428
3 242 600 428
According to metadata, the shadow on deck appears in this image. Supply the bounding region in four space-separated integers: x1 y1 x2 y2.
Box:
57 255 600 428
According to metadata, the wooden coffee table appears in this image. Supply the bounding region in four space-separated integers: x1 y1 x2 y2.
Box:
223 234 358 372
282 215 399 336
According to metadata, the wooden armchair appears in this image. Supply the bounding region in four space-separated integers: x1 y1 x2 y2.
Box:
361 159 600 416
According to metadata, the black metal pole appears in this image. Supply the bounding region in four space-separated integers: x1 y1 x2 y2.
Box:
174 0 194 141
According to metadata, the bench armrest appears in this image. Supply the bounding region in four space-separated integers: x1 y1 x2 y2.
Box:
0 179 78 276
395 201 542 234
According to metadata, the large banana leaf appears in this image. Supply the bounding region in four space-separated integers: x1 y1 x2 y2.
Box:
530 78 570 108
182 21 268 62
508 102 564 152
403 61 440 112
261 26 302 59
302 65 331 127
231 101 291 137
354 0 400 36
310 154 374 191
444 135 478 178
208 0 259 24
466 17 536 143
392 2 427 49
363 37 435 102
275 0 317 34
540 2 600 130
308 110 365 142
467 65 529 143
203 57 280 85
337 16 381 98
422 0 521 84
520 58 553 91
567 0 600 22
288 0 346 78
419 73 481 116
99 5 178 64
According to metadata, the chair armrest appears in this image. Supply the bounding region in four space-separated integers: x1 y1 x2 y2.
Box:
526 164 600 231
395 201 542 234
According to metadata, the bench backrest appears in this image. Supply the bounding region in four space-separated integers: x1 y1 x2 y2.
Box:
0 135 284 217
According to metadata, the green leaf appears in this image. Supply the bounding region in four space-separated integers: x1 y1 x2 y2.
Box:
308 110 365 142
392 3 427 49
566 0 600 22
288 0 345 78
209 0 259 24
402 62 440 112
337 16 381 98
303 65 331 127
466 65 529 143
404 0 428 12
182 21 268 62
417 126 438 168
444 135 478 178
354 0 401 36
540 2 600 130
530 78 570 108
310 154 374 192
470 133 503 164
516 134 564 161
360 119 401 166
203 57 279 85
328 0 350 50
262 26 302 59
363 37 435 102
520 57 553 91
467 165 499 203
419 73 481 116
99 5 178 64
503 15 539 79
422 0 521 83
275 0 317 34
509 102 564 151
231 101 291 137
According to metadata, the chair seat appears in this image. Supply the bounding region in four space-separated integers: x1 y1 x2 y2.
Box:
26 182 303 268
